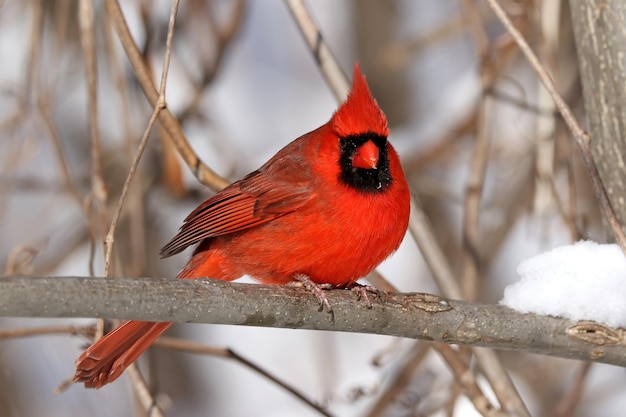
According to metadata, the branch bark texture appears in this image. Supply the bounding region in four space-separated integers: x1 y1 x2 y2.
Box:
570 0 626 231
1 276 625 367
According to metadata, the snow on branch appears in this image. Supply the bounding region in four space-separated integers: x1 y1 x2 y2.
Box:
1 276 625 367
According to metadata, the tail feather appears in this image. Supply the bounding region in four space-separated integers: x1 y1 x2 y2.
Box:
74 321 172 388
74 247 225 388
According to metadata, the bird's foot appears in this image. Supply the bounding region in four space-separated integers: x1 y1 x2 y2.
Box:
348 283 380 309
291 274 334 317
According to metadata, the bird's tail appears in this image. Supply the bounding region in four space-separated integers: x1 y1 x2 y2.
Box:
74 244 229 389
74 320 172 388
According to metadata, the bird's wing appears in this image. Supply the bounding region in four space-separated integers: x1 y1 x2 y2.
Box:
159 163 313 258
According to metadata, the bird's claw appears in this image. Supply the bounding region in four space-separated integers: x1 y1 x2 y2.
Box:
290 277 381 320
292 274 335 320
349 283 380 308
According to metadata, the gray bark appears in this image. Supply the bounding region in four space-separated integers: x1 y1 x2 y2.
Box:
570 0 626 232
0 276 624 367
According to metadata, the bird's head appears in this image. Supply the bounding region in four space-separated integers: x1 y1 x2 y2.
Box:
330 65 391 193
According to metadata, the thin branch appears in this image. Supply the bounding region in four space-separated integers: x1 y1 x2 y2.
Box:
0 324 93 339
553 361 591 417
78 0 108 222
459 0 493 302
37 99 85 208
436 343 508 417
103 0 180 277
409 196 462 299
125 365 165 417
533 0 560 216
102 6 147 277
402 107 477 174
78 0 107 290
177 0 246 124
4 245 37 275
365 342 431 417
23 0 43 108
283 0 349 102
472 347 529 417
1 276 624 368
482 160 534 264
383 13 468 71
486 88 559 116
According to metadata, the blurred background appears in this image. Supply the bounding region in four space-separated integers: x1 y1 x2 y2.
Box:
0 0 623 416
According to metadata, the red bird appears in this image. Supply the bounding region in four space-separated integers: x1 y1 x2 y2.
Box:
74 65 410 388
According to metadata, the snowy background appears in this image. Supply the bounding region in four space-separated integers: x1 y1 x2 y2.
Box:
0 1 623 416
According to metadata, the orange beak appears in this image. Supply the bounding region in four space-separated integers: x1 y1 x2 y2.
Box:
352 140 379 169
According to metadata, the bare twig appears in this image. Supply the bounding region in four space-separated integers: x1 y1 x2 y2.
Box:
78 0 108 226
487 88 559 116
4 245 37 275
437 343 508 417
103 0 180 277
402 107 477 174
566 131 583 239
125 365 166 417
409 196 462 299
482 160 534 263
102 8 148 277
382 13 468 71
459 0 493 302
283 0 349 101
365 342 431 417
553 361 591 417
23 0 43 107
37 98 85 208
78 0 107 309
533 0 561 215
177 0 246 124
0 324 94 339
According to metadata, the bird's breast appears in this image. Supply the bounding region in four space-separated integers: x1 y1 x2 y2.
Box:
215 181 408 287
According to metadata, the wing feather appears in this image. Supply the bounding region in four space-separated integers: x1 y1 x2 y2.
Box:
160 164 313 258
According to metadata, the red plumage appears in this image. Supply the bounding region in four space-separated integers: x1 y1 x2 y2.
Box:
74 64 410 388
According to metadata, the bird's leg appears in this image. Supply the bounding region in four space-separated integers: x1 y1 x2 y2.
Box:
348 282 381 309
290 274 334 315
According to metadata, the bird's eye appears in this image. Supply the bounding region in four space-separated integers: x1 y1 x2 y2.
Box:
339 138 346 147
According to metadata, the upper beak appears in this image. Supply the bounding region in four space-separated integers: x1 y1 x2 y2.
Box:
352 140 379 169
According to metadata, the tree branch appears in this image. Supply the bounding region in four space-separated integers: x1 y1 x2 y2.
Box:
1 276 624 367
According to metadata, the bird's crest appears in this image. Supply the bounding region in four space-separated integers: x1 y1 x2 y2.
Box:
331 64 389 138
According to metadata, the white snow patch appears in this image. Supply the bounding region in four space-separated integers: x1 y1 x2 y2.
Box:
501 241 626 328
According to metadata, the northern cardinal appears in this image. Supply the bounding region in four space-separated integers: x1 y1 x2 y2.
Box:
74 65 410 388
